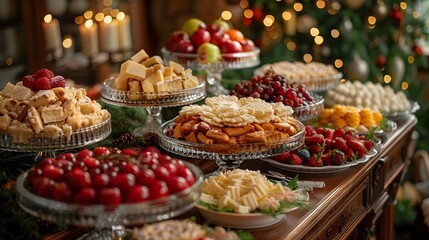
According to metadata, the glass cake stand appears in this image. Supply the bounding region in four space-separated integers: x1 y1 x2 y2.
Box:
292 93 324 122
161 47 260 96
101 76 206 137
0 116 111 160
15 161 203 240
158 119 305 174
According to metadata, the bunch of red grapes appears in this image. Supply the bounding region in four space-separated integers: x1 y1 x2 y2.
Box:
230 71 315 108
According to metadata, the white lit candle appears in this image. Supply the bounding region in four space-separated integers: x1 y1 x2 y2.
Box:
117 12 132 51
42 14 62 51
99 15 119 53
79 19 99 57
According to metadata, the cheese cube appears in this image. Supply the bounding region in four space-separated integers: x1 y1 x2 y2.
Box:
182 76 199 89
147 70 164 85
163 67 173 77
141 79 155 93
168 61 184 74
115 60 147 90
156 79 183 92
130 49 149 63
127 79 142 100
0 112 11 130
142 56 163 67
28 90 57 108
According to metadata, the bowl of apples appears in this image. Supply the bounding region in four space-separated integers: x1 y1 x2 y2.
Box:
161 18 260 95
15 146 203 239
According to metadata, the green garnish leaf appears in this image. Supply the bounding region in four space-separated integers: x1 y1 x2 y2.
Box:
287 175 299 190
236 230 255 240
198 201 234 212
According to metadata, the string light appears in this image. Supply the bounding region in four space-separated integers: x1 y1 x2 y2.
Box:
285 40 296 50
314 36 324 44
104 15 113 24
244 9 253 18
400 2 407 10
384 75 392 83
111 9 120 17
310 27 319 36
282 10 291 20
293 3 303 12
239 0 249 8
316 0 325 9
221 11 232 20
303 53 313 62
5 57 13 66
331 29 340 38
103 0 112 6
413 11 419 19
401 82 408 90
75 16 84 24
408 56 415 64
44 14 53 23
83 11 93 19
368 16 376 25
95 13 105 22
263 15 275 27
334 59 343 68
62 36 73 48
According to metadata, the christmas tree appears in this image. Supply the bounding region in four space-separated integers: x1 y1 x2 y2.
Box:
240 0 428 91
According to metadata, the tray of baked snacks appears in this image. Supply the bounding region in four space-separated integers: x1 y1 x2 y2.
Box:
261 125 381 174
230 70 324 122
158 95 305 172
324 80 419 120
195 169 310 229
0 69 112 152
254 61 343 92
15 146 203 239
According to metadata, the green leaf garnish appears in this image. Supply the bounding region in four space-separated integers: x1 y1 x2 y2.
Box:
198 201 233 212
236 230 255 240
286 175 299 190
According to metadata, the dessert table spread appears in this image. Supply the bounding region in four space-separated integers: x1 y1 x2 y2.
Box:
42 114 417 240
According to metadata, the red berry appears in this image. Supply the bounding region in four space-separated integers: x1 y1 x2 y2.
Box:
125 185 150 203
98 187 122 206
52 182 72 202
93 146 111 156
333 137 348 152
136 168 156 186
92 173 110 189
110 173 135 192
272 152 290 162
321 152 333 165
286 153 302 165
34 77 51 90
363 140 374 151
305 134 325 145
159 162 178 175
22 75 36 90
119 162 140 175
42 165 64 181
121 148 139 157
50 75 66 88
166 176 190 194
66 168 92 189
149 180 169 199
73 188 96 204
332 151 346 165
153 165 171 182
35 68 55 79
308 156 322 167
176 165 195 185
82 157 100 168
30 176 55 198
333 129 345 138
76 149 93 160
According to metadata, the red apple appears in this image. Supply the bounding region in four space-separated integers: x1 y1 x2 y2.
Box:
211 31 230 47
191 28 211 48
173 40 195 53
166 31 190 51
207 23 223 36
239 38 255 52
221 40 243 53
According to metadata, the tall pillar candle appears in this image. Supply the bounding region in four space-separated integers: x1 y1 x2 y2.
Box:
283 10 297 36
42 14 62 51
99 15 119 53
117 12 132 51
79 19 99 57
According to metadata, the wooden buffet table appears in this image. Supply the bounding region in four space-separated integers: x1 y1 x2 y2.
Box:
46 114 417 240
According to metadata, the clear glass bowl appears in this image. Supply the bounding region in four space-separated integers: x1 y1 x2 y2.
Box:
158 119 305 172
101 75 206 137
15 161 203 239
0 116 111 152
293 93 324 122
161 47 260 95
382 101 420 120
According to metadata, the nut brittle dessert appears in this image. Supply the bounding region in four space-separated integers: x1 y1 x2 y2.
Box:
112 49 199 100
167 95 301 152
0 68 110 143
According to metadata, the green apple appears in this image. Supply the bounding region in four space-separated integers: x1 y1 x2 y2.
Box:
197 42 221 64
213 19 230 31
182 18 206 36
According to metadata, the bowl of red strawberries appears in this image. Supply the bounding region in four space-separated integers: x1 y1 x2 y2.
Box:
15 146 203 229
262 125 380 174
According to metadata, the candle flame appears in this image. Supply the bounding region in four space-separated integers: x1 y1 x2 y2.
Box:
85 19 93 28
63 36 73 48
116 12 125 21
104 15 112 24
44 14 53 23
95 13 105 22
84 11 93 19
